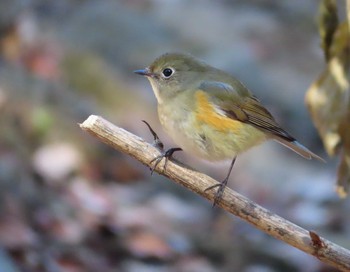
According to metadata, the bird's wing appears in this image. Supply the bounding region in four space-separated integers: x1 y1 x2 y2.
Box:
197 81 324 161
198 81 295 142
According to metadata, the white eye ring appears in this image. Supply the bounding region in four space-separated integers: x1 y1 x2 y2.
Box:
161 67 174 78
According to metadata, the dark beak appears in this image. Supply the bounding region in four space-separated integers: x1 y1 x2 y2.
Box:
134 68 154 77
134 68 155 77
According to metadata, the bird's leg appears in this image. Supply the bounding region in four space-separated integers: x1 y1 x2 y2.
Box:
142 120 164 151
142 120 182 174
204 157 237 207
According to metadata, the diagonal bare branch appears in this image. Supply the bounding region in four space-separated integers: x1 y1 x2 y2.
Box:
80 115 350 271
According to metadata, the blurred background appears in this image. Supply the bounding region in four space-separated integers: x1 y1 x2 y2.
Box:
0 0 349 271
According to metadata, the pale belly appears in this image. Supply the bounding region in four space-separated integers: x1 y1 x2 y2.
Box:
158 104 267 161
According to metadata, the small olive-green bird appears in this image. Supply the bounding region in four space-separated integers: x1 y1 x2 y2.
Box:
134 53 323 205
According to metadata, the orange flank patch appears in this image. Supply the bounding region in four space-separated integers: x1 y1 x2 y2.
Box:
195 91 243 133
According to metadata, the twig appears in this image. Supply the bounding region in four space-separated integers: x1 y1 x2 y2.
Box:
80 115 350 271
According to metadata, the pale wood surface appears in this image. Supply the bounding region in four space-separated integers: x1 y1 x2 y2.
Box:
80 115 350 271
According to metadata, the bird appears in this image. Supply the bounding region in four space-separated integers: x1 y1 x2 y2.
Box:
134 52 324 206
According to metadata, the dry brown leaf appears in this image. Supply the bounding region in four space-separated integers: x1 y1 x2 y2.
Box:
336 111 350 197
306 67 347 156
306 1 350 196
318 0 338 62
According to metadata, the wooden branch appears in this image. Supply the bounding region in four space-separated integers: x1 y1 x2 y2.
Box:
80 115 350 271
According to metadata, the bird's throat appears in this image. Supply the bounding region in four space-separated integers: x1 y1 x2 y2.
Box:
148 78 163 104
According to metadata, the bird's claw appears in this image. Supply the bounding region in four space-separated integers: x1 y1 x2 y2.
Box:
204 178 229 207
142 120 182 174
150 148 182 175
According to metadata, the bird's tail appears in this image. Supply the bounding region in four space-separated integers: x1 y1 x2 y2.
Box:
272 137 325 162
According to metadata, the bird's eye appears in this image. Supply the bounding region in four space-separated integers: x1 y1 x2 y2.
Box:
162 68 173 78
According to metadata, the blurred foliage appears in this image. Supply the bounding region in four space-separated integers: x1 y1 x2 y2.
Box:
61 50 128 110
318 0 338 62
306 0 350 197
0 1 349 271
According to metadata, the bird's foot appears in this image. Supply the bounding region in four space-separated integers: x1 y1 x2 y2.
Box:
204 177 229 207
150 147 182 175
142 120 182 174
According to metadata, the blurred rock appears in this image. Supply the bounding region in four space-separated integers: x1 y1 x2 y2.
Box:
69 177 111 217
32 142 82 184
148 194 208 224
